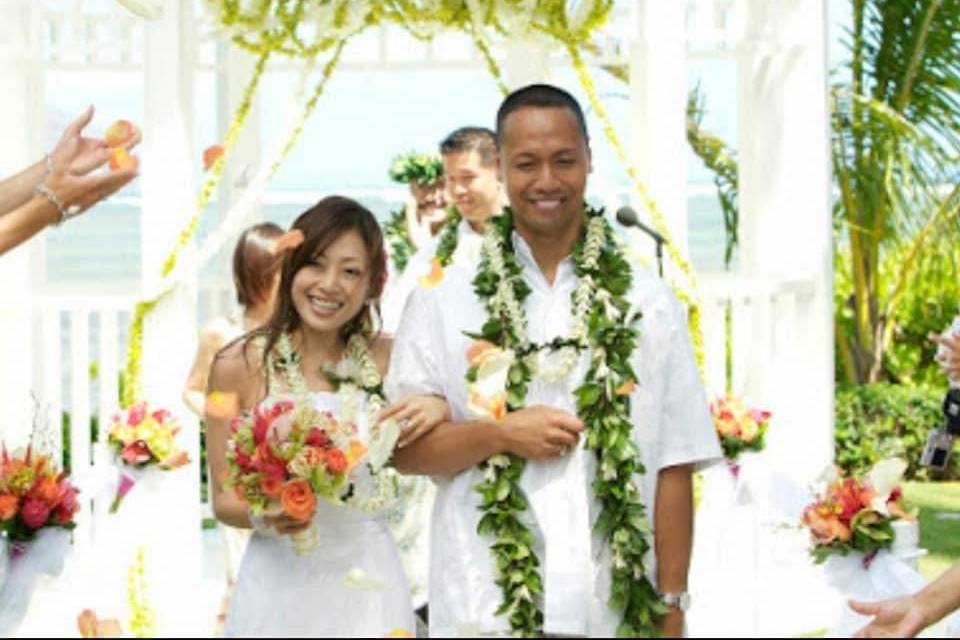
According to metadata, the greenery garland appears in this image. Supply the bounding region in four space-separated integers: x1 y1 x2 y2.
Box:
469 206 663 637
383 208 417 273
388 150 444 186
434 207 463 267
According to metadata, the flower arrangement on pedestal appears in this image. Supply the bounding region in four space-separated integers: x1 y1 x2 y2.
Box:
106 403 190 513
709 395 771 478
802 458 912 566
0 445 79 543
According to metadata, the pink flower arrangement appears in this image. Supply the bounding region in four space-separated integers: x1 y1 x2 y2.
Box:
0 444 80 542
107 402 190 512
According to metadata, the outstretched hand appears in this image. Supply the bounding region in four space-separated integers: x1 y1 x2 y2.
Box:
51 106 140 176
849 597 927 638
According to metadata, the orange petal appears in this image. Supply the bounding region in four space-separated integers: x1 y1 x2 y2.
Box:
417 258 444 290
272 229 305 255
78 609 98 638
108 147 139 172
205 391 240 420
105 120 138 148
466 340 497 367
202 144 224 171
615 379 636 396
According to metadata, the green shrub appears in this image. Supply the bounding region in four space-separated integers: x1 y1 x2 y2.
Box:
835 383 957 480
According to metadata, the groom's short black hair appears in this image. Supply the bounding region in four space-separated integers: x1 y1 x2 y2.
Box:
495 83 590 145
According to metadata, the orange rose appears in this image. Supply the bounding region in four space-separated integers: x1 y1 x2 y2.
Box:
280 479 316 522
0 493 18 520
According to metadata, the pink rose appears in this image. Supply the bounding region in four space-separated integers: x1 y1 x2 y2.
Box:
57 482 78 513
121 440 152 465
127 402 147 426
151 409 171 424
21 497 51 529
306 427 330 449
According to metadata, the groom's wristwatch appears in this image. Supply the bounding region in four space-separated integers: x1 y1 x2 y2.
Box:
660 591 691 612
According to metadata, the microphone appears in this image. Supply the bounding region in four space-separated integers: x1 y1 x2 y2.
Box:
615 206 666 245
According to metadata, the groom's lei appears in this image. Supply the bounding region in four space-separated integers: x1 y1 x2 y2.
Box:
468 205 665 637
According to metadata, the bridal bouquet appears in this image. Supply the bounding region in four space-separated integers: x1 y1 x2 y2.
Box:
225 398 373 555
710 395 771 471
0 445 79 542
802 458 911 565
106 402 190 512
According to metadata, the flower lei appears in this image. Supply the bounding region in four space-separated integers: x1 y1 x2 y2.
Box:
469 205 663 637
271 332 399 512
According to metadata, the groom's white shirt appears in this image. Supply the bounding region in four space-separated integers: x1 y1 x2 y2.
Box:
385 231 721 637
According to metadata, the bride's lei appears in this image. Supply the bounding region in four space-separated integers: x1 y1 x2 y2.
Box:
469 205 664 637
271 331 399 512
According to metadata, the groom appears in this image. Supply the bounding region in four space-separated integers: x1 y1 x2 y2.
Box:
386 83 720 637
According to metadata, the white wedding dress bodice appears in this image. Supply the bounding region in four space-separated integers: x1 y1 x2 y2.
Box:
225 391 414 638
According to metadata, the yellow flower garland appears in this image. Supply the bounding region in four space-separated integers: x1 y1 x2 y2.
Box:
127 546 156 638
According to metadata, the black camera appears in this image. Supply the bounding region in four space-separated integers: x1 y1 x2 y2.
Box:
920 387 960 471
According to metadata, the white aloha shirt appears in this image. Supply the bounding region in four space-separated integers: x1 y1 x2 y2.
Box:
385 230 722 637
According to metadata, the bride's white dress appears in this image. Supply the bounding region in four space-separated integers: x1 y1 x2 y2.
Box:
225 391 414 638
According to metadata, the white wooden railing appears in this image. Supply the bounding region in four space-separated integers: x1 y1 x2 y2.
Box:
28 269 818 544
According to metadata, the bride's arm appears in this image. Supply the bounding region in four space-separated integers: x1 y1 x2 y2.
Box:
205 340 260 529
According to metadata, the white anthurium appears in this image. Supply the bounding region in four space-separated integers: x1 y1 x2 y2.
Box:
117 0 162 20
367 418 399 471
868 457 907 514
473 346 515 399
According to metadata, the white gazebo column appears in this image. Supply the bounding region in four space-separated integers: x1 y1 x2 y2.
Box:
0 0 42 447
629 0 689 262
738 0 832 483
136 0 203 632
737 2 834 633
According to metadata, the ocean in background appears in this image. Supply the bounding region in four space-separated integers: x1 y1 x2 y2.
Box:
43 187 732 290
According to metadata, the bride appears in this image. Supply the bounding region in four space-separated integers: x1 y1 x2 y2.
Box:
204 196 447 637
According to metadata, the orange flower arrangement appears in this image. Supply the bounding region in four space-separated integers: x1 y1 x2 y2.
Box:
802 459 912 564
0 445 79 542
709 395 771 461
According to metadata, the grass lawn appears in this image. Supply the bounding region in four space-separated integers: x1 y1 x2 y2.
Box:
902 481 960 580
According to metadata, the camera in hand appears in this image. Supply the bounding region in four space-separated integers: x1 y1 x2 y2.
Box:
920 387 960 472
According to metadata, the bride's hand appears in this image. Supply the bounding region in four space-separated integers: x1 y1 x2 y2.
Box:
250 507 312 537
378 395 450 449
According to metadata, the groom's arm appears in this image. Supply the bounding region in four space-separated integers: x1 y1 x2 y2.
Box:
393 406 584 477
654 463 694 638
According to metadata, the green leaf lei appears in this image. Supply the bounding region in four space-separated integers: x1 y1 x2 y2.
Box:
388 150 444 186
469 205 665 637
383 208 416 273
434 207 463 268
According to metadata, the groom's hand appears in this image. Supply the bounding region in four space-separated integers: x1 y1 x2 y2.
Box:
501 405 583 460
